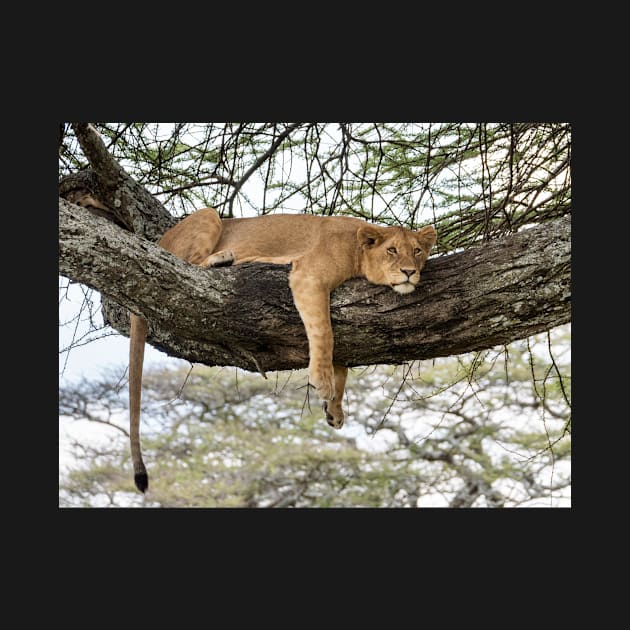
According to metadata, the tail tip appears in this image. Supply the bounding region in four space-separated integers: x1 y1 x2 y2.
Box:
134 472 149 493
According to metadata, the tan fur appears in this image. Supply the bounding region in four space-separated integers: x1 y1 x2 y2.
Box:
129 208 437 491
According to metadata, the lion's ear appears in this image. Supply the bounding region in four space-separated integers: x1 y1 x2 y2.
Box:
416 225 437 251
358 226 384 248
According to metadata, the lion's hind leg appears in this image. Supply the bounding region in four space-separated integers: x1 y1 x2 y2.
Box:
323 364 348 429
159 207 229 267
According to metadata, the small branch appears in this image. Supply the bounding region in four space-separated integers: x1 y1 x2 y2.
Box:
59 123 66 151
226 122 302 216
77 416 130 438
160 174 238 196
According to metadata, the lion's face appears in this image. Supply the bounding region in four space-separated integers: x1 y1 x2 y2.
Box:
358 225 437 294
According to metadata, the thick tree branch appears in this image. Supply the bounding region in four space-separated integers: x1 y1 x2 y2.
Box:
70 123 175 240
59 197 570 373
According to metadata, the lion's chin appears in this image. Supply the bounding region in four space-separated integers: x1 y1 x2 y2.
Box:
392 283 416 295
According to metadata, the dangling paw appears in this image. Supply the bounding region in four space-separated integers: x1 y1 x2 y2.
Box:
323 400 344 429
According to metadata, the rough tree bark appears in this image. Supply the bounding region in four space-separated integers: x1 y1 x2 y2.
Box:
59 197 571 373
59 122 570 375
65 123 176 241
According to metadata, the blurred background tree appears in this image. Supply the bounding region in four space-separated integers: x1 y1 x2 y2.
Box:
59 325 570 507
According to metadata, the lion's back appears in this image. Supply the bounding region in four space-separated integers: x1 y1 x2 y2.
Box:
218 214 365 264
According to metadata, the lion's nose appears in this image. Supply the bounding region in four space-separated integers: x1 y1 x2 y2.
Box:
400 268 416 279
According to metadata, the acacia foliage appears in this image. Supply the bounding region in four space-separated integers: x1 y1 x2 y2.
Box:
59 326 571 508
59 123 570 244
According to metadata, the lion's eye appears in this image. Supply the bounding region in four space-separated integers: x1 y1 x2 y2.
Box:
414 248 422 256
387 247 397 255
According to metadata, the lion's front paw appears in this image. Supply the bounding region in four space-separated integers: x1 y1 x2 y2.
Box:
202 250 235 268
309 366 335 402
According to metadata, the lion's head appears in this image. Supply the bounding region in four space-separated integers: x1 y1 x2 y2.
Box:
357 224 437 294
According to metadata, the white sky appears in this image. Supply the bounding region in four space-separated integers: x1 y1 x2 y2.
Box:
59 282 177 385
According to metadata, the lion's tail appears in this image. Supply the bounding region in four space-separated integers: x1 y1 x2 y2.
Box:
129 313 149 492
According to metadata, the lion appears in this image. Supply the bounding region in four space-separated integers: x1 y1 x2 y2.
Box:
129 208 437 492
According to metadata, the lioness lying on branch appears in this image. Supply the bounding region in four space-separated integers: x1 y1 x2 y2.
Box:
130 208 437 492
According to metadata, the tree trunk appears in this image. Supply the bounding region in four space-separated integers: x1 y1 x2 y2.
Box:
65 123 176 240
59 198 571 373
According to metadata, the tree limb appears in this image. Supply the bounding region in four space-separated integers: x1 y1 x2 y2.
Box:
59 197 571 373
70 123 175 240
